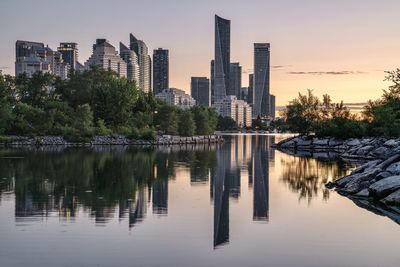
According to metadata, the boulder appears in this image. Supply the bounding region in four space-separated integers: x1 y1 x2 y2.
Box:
328 138 344 147
341 168 382 194
296 138 312 146
382 189 400 204
355 188 370 197
313 138 330 146
376 154 400 169
384 139 399 147
386 162 400 175
369 176 400 198
351 160 381 174
369 146 390 158
375 171 392 181
356 145 374 156
346 139 361 146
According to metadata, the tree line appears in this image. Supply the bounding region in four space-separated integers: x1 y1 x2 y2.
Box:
284 69 400 138
0 67 218 140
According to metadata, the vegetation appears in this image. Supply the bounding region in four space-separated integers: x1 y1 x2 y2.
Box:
283 69 400 138
0 67 218 140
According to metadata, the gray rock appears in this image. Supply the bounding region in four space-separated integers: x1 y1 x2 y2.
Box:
313 138 329 146
341 168 382 194
356 145 374 156
369 176 400 198
376 154 400 169
351 160 381 174
382 189 400 204
328 138 344 147
296 138 312 146
375 171 392 181
386 162 400 175
369 146 390 158
346 139 361 146
355 188 370 197
384 139 399 147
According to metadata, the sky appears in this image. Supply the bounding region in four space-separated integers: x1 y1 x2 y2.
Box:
1 0 399 105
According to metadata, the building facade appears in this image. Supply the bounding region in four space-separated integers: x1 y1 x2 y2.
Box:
191 77 210 106
229 62 242 98
153 48 169 95
130 34 151 93
155 88 196 109
84 39 127 78
120 42 139 84
210 60 215 104
214 15 230 103
269 94 276 119
247 73 254 105
253 43 270 117
15 40 70 79
214 96 252 128
57 43 78 70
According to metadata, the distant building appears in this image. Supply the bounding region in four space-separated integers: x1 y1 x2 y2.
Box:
240 87 248 102
248 74 254 105
253 43 270 117
15 40 70 79
153 48 169 95
191 77 210 106
229 62 241 98
57 42 78 70
130 34 151 93
156 88 196 109
210 60 215 104
120 42 139 84
84 39 127 78
269 94 276 119
214 15 230 103
214 96 252 128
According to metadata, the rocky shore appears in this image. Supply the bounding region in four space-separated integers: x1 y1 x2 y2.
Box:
0 135 224 147
276 136 400 207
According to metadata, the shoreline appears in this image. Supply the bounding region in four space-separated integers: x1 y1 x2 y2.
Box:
0 135 224 147
275 135 400 207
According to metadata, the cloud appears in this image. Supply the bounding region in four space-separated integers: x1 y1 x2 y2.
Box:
242 65 292 74
287 71 367 75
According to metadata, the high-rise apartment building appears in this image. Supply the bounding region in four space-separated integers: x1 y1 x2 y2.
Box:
155 88 196 109
130 34 151 93
210 60 215 104
57 43 78 70
120 42 139 84
214 96 252 128
84 39 127 78
214 15 230 103
253 43 270 117
229 62 241 98
191 77 210 106
248 74 254 105
15 40 70 79
153 48 169 95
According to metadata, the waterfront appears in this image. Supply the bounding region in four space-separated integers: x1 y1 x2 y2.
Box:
0 135 399 267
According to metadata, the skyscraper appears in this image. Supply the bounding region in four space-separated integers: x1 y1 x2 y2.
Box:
119 42 139 84
130 34 152 93
248 73 254 105
191 77 210 106
229 62 241 98
84 39 127 78
253 43 270 117
210 60 215 104
57 42 78 70
153 48 169 95
269 94 276 119
214 15 230 103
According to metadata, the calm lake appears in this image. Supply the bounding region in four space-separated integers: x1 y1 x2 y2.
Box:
0 135 399 267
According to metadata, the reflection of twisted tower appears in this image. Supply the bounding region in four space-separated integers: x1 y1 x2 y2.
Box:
129 187 147 228
152 179 168 215
212 144 230 247
253 136 270 221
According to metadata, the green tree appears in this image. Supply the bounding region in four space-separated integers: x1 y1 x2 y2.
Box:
155 104 179 135
179 111 196 136
15 72 56 107
73 104 94 137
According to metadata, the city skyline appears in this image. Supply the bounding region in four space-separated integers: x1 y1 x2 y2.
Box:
1 0 400 105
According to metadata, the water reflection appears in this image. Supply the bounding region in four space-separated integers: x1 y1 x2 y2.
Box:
0 135 355 249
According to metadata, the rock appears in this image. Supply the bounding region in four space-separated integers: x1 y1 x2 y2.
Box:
328 138 344 147
369 146 390 158
341 168 382 194
356 145 374 156
386 162 400 175
375 171 392 181
384 139 399 147
382 189 400 204
351 160 381 174
376 154 400 169
346 139 361 146
313 138 329 146
355 188 370 197
369 176 400 199
296 137 312 146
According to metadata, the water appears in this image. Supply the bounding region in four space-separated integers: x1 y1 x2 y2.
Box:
0 135 399 267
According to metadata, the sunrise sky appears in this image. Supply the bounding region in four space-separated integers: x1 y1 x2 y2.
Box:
1 0 399 105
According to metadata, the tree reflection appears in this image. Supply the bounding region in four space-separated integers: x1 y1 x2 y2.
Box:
280 156 349 203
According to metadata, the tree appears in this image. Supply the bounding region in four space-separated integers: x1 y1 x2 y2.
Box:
73 104 94 137
179 111 196 136
16 72 56 107
154 104 179 135
217 116 237 131
192 106 212 135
